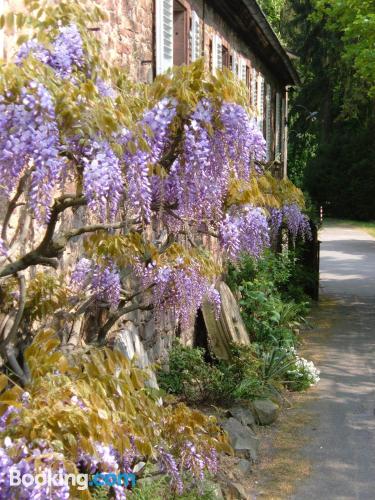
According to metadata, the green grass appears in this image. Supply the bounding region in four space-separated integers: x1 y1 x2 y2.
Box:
323 218 375 238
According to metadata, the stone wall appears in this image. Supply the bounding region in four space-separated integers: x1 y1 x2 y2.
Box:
0 0 289 365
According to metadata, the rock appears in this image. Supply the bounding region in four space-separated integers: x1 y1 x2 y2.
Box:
202 281 250 360
133 461 146 476
224 481 248 499
222 417 259 461
114 327 159 390
237 458 252 475
252 399 279 425
226 406 256 429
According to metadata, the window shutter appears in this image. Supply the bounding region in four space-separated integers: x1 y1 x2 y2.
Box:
155 0 173 75
265 84 272 160
281 96 286 158
275 92 281 157
232 50 238 76
251 68 257 108
212 35 222 73
190 11 201 62
240 59 247 83
257 74 264 130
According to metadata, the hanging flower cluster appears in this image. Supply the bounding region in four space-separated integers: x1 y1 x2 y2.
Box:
138 258 221 328
71 258 121 308
16 24 84 79
82 140 123 222
123 98 177 221
219 205 270 260
0 82 65 222
269 204 312 241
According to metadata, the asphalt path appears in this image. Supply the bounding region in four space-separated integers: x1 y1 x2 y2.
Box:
292 224 375 499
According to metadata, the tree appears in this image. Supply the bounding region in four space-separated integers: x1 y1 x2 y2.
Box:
0 0 309 383
281 0 375 218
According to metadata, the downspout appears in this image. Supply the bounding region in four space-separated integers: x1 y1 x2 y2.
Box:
283 85 291 179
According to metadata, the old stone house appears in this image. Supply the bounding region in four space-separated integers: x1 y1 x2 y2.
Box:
0 0 298 363
98 0 298 175
1 0 298 172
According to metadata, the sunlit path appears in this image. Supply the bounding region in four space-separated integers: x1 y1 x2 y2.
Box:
292 224 375 499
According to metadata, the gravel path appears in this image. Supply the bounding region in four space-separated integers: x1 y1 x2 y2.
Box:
291 224 375 499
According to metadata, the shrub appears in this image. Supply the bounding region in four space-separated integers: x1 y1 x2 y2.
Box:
158 342 297 404
158 342 228 403
0 331 230 499
227 251 309 347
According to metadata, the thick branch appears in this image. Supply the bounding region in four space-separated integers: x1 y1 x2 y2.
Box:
98 302 153 343
1 174 29 242
0 195 135 278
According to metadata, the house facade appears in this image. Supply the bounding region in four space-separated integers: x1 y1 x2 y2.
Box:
1 0 298 174
0 0 298 362
97 0 298 175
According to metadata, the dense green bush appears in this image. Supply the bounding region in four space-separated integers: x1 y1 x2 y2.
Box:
228 251 309 347
158 342 295 403
158 251 319 404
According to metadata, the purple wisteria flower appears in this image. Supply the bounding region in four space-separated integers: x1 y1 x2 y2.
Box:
82 139 124 221
157 447 183 494
96 78 117 99
123 98 177 221
0 440 70 499
138 259 220 329
71 258 121 308
0 82 65 222
0 238 8 258
50 24 84 78
16 24 84 80
219 205 270 261
282 204 312 240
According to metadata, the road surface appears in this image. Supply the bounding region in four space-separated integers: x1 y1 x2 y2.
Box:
292 224 375 499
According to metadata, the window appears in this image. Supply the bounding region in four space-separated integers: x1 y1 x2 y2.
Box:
246 65 250 88
173 0 187 66
222 45 230 69
209 39 213 73
155 0 173 75
190 10 201 62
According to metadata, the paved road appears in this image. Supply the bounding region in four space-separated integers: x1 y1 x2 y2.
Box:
292 224 375 500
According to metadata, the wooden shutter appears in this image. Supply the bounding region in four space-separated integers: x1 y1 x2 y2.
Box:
232 50 238 76
156 0 173 75
190 10 200 62
265 84 272 160
275 92 281 157
281 96 286 158
251 68 257 108
212 34 222 73
257 74 264 130
240 59 247 83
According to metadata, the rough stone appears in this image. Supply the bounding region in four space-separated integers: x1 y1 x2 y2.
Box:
202 281 250 360
224 481 249 499
252 399 280 425
237 458 252 476
222 417 259 461
226 406 256 429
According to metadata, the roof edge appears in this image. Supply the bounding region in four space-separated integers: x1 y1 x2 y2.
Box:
243 0 300 85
